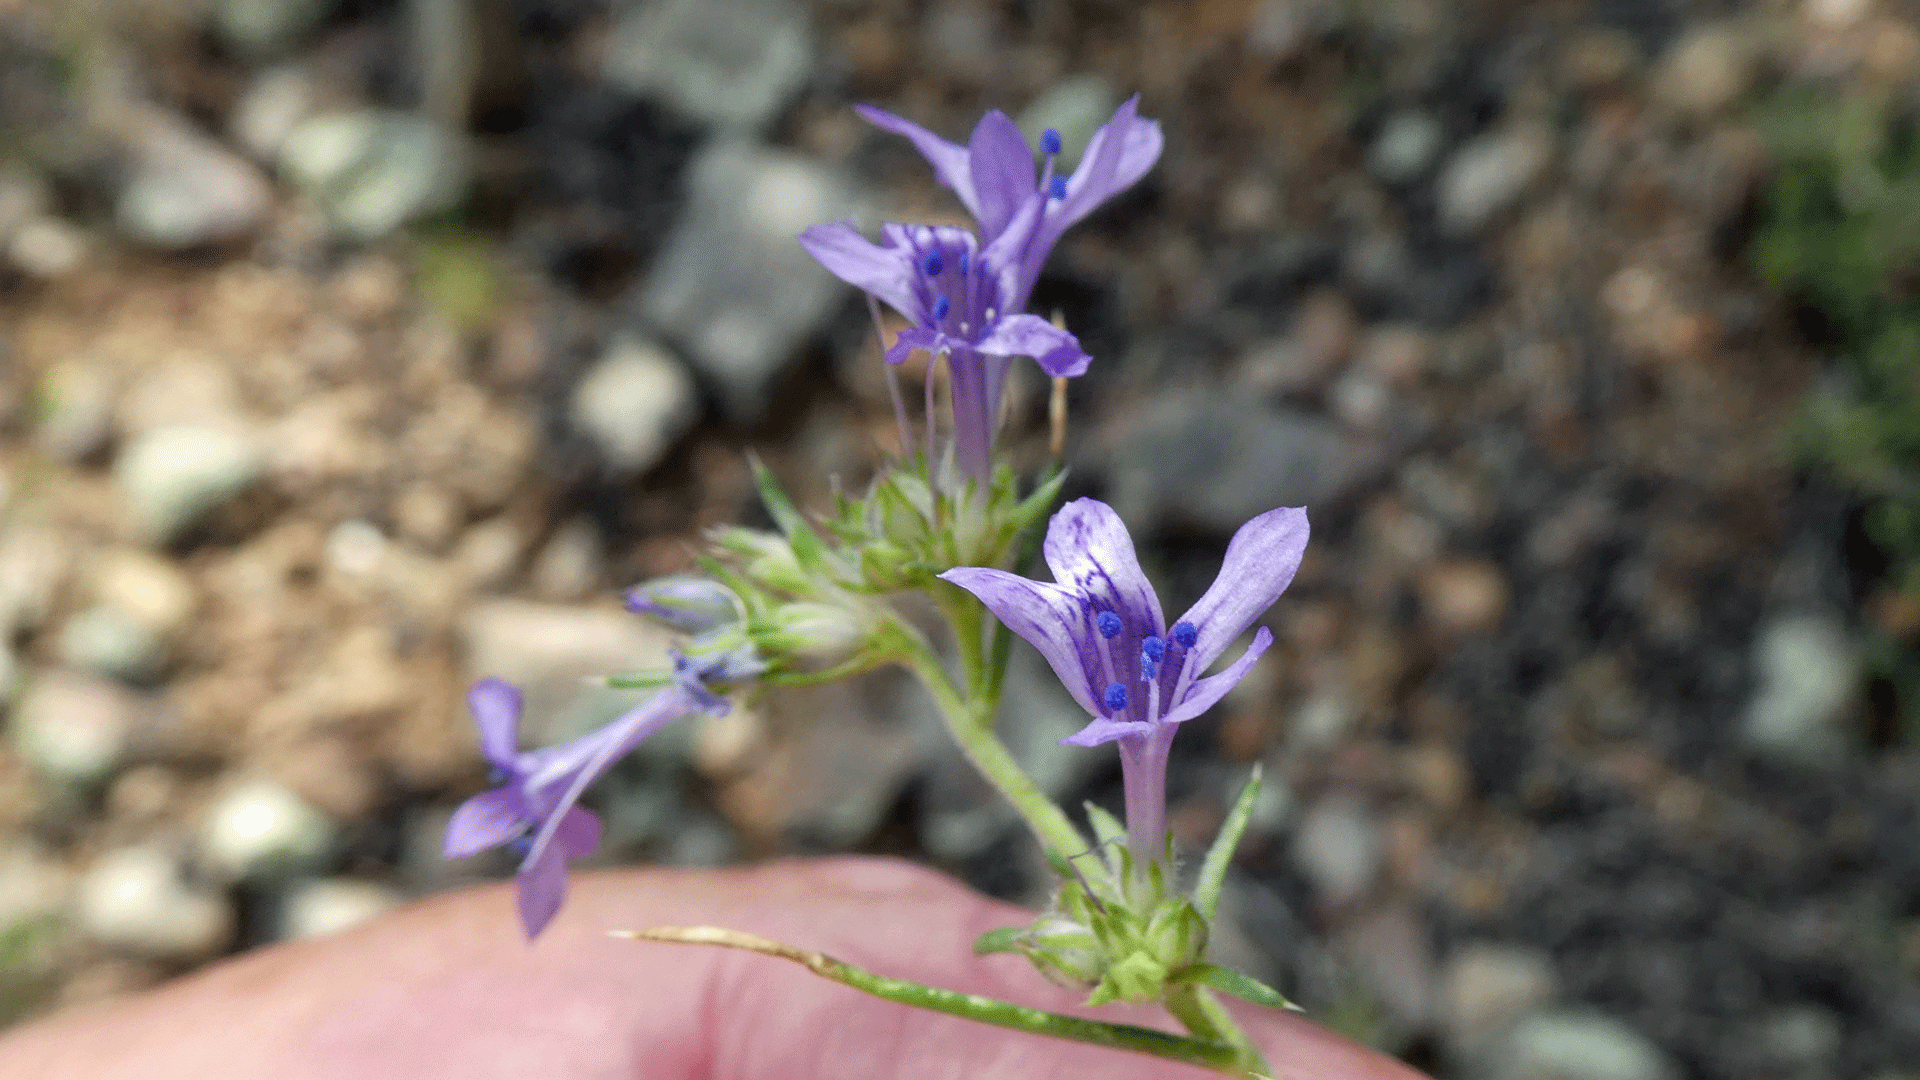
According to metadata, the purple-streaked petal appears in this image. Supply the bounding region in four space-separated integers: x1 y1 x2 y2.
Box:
515 840 569 941
981 190 1048 311
1041 499 1165 635
974 313 1091 377
1176 506 1308 670
855 104 981 220
965 110 1037 238
443 788 528 858
885 324 942 366
938 567 1104 717
1160 626 1273 726
798 222 923 321
1060 715 1154 748
468 678 522 768
551 805 603 860
1044 96 1163 243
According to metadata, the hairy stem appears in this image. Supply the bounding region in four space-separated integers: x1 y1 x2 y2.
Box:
886 620 1086 859
1165 983 1271 1078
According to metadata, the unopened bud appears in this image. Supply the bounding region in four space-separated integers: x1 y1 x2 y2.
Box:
759 601 872 665
625 576 741 635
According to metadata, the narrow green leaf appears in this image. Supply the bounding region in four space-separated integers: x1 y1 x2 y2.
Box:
1084 801 1127 849
748 455 830 571
1175 963 1298 1012
1194 764 1261 922
603 671 674 690
972 926 1024 956
621 926 1243 1072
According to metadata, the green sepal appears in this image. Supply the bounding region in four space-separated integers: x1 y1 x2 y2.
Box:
748 455 831 573
1008 464 1068 537
972 927 1024 956
1084 801 1127 850
1195 763 1262 922
1175 963 1298 1011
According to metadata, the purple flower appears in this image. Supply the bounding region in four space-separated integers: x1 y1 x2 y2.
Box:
798 98 1161 480
939 499 1307 867
443 668 729 939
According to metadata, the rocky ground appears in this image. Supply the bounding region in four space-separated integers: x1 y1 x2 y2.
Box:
1 0 1918 1078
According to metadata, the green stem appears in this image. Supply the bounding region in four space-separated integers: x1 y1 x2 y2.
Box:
623 926 1247 1074
1165 983 1270 1078
886 621 1086 859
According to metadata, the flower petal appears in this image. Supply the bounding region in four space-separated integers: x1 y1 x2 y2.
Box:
467 678 522 769
551 805 603 860
1160 627 1273 726
797 222 923 320
1176 506 1308 670
1044 96 1164 243
515 839 570 941
855 104 981 220
1041 499 1165 635
974 313 1091 377
965 110 1037 239
938 567 1104 717
442 788 527 858
1060 715 1154 748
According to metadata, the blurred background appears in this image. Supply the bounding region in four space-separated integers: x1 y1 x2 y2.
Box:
1 0 1918 1076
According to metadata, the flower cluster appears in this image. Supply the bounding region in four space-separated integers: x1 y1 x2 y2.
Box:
801 99 1162 480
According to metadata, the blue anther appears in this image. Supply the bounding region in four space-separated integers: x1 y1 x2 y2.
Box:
1096 611 1123 639
1104 682 1130 712
957 251 969 274
488 766 510 785
507 836 532 857
1048 175 1068 200
1141 636 1167 663
922 249 944 277
1172 620 1198 648
1041 128 1062 156
932 295 951 321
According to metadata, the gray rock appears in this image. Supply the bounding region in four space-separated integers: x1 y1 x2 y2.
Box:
116 114 273 248
569 336 698 476
57 606 164 683
199 778 336 882
1436 125 1552 236
637 140 863 422
233 66 321 160
279 110 469 241
1106 387 1386 534
11 672 141 786
1498 1012 1679 1080
603 0 811 131
1292 797 1381 905
114 425 262 545
1017 74 1120 172
1742 614 1863 766
214 0 338 57
77 845 232 960
8 216 86 279
1369 110 1445 184
1652 24 1756 119
1442 943 1559 1054
278 878 404 940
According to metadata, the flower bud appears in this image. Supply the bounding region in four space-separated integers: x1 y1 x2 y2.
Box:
625 576 742 635
713 528 812 595
1021 914 1104 990
759 600 873 665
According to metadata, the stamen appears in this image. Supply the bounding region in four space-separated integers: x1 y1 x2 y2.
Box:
1140 635 1165 679
1096 611 1123 639
1104 683 1130 713
957 250 969 275
922 249 944 277
1041 128 1062 156
1048 175 1068 200
933 295 951 321
1171 621 1198 648
487 766 509 786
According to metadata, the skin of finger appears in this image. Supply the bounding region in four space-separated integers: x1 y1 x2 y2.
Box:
0 857 1431 1080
